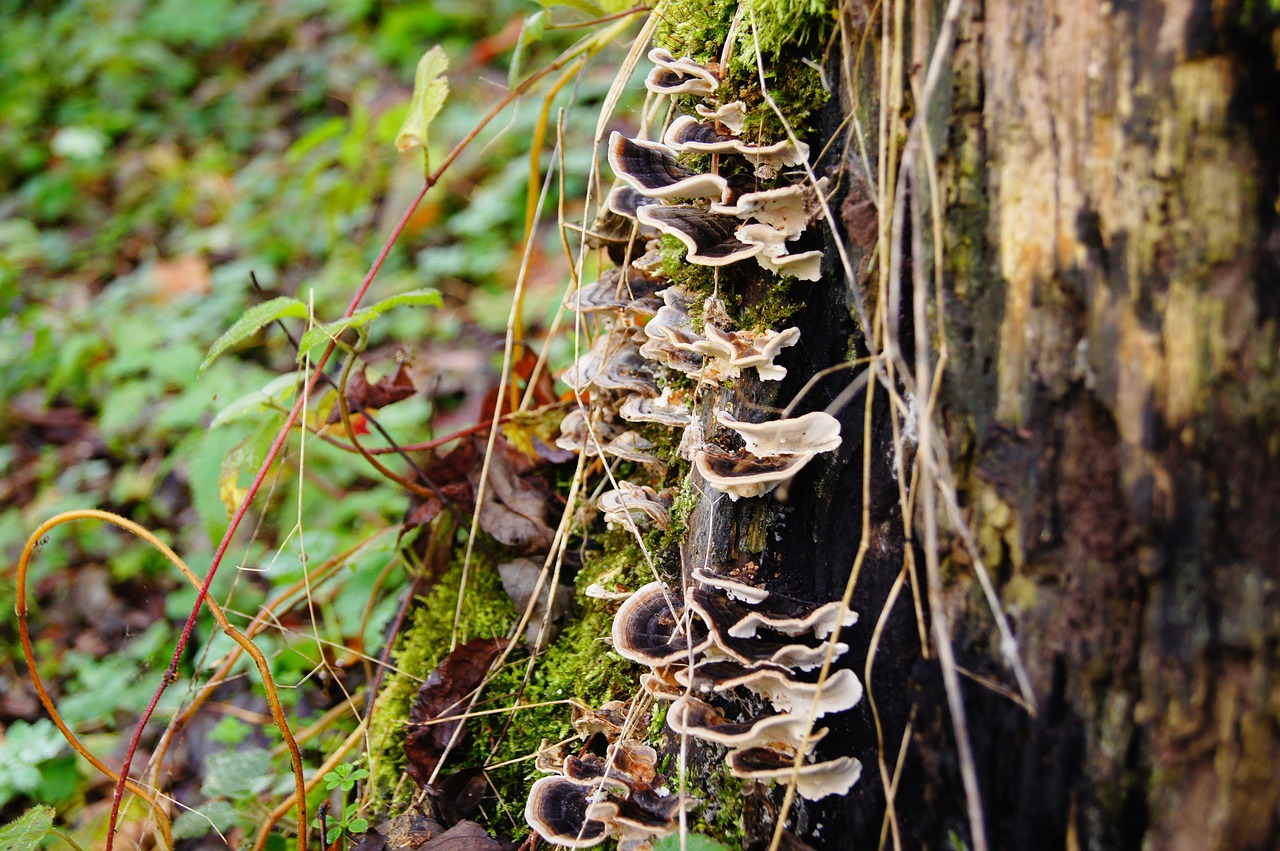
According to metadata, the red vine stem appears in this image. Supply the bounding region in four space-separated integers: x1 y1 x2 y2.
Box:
102 31 632 848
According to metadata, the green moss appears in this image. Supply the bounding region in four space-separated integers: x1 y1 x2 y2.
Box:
366 555 518 806
654 0 831 140
654 0 737 64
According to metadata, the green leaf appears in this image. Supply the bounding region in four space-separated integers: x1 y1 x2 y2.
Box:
395 46 449 175
210 373 299 429
653 836 734 851
508 10 548 88
295 288 441 362
202 748 272 798
199 296 307 375
0 806 55 851
533 0 604 15
347 817 369 834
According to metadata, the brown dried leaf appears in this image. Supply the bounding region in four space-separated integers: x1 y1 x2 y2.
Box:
472 440 555 550
419 821 503 851
330 363 417 423
403 442 479 528
404 637 510 785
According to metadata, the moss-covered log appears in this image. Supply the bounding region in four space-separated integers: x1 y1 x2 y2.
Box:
366 3 1280 850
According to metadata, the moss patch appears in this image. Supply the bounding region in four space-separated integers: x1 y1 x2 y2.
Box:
654 0 831 141
366 555 518 807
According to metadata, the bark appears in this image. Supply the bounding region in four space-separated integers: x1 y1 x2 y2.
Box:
678 2 1280 849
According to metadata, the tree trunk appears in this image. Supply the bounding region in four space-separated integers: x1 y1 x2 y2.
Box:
680 2 1280 849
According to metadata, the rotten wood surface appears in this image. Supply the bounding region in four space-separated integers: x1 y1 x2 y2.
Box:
672 2 1280 849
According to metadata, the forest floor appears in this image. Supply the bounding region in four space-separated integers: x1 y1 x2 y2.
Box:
0 1 633 846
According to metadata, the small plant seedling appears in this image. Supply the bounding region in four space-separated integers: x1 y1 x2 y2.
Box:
312 763 370 844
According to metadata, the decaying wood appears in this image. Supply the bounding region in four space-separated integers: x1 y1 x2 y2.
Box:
676 2 1279 849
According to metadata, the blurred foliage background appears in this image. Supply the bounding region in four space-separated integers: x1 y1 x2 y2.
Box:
0 0 638 844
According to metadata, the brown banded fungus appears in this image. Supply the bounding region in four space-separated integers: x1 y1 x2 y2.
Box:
525 775 612 848
608 132 730 202
715 410 842 457
661 114 810 181
618 388 693 428
693 444 822 500
695 99 747 134
694 410 842 500
644 48 719 97
597 482 672 530
561 330 657 397
611 580 711 667
676 660 864 717
565 267 665 317
555 407 624 457
690 324 801 381
687 585 850 671
690 567 770 604
667 695 827 751
727 747 864 801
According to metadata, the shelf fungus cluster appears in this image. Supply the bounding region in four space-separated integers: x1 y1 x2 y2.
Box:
613 578 863 801
528 48 859 846
604 48 830 283
525 702 692 850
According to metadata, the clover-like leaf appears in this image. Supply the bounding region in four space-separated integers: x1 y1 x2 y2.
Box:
396 45 450 176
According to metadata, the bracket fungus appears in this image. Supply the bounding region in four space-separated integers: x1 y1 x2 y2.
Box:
676 661 864 717
667 695 827 751
661 114 810 180
525 775 612 848
618 388 693 428
694 410 842 500
691 324 801 381
528 700 693 850
694 99 747 134
608 132 730 201
715 410 842 457
644 48 719 97
727 747 864 801
694 444 821 500
636 204 759 266
527 44 868 842
611 580 711 667
691 566 770 604
597 481 672 530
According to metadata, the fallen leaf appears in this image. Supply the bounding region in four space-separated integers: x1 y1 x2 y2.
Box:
420 821 502 851
472 440 555 550
432 767 488 823
405 637 510 785
498 558 574 646
330 363 417 423
403 441 479 529
352 811 446 851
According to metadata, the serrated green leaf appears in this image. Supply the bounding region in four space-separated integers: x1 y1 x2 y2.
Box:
509 10 548 88
0 805 54 851
199 296 307 375
395 46 449 175
209 373 299 429
295 288 441 362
